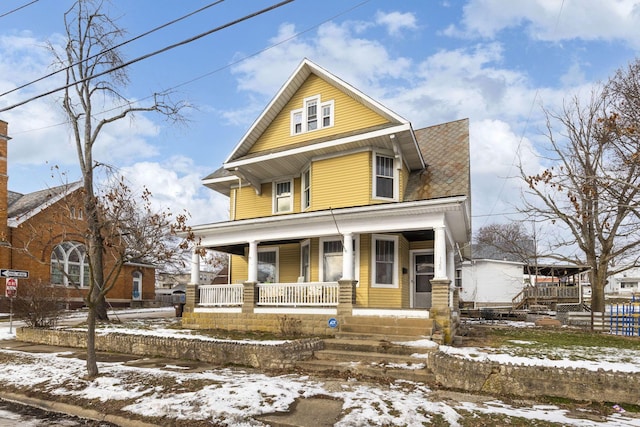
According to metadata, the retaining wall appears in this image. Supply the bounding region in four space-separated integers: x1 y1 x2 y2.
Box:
427 352 640 405
16 328 323 370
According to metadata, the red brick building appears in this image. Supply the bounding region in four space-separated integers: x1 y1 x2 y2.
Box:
0 120 155 310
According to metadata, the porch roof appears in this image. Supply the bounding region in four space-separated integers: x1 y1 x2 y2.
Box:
191 196 470 254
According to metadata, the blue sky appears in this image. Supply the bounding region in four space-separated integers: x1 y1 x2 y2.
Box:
0 0 639 230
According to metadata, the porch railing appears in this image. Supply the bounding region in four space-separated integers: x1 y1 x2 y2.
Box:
199 284 244 306
257 282 339 307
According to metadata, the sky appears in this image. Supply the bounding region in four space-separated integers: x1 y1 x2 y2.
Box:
1 312 640 426
0 0 639 230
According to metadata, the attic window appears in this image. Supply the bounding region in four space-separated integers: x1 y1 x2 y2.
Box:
290 95 334 135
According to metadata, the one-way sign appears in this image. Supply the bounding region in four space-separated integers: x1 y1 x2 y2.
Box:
0 269 29 278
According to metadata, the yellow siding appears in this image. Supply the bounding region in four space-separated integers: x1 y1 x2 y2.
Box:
355 234 370 305
400 235 410 307
409 241 434 251
234 177 303 221
279 243 301 283
363 233 405 308
312 151 371 210
309 238 319 282
249 74 390 154
230 253 248 284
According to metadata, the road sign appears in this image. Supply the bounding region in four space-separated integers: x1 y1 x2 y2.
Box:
0 269 29 279
5 277 17 298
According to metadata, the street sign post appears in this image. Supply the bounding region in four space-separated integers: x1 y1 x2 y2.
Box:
5 278 17 334
0 269 28 279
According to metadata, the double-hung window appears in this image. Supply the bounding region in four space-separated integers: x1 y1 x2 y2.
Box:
319 236 358 282
372 234 398 288
375 154 395 199
302 168 311 210
258 248 278 283
273 179 293 213
290 95 334 135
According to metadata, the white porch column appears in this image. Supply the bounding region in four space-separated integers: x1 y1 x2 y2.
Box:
434 226 447 280
342 232 354 280
248 240 258 282
448 248 456 308
190 249 200 284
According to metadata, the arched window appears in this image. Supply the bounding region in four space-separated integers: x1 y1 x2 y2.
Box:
50 242 90 287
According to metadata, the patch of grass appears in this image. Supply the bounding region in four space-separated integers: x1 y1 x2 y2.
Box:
485 326 640 350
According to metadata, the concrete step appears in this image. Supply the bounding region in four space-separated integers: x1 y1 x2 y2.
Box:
322 338 436 356
333 331 431 342
338 316 433 338
314 349 425 364
297 359 436 383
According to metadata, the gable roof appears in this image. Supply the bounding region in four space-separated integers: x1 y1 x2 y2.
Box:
226 58 415 163
205 59 426 195
8 181 83 227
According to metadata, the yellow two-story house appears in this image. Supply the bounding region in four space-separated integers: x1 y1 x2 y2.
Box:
183 59 471 341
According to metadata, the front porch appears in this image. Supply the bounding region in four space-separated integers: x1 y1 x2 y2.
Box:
182 278 459 343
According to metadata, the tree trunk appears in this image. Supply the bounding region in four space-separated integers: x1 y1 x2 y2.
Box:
86 305 99 378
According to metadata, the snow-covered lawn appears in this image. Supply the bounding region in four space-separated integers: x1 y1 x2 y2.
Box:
0 312 639 426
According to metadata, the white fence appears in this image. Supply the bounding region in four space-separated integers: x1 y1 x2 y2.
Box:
257 282 339 307
199 284 243 307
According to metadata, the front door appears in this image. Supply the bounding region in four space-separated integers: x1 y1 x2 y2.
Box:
412 252 434 308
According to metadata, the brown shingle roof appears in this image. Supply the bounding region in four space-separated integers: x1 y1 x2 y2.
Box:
404 118 470 202
8 182 81 221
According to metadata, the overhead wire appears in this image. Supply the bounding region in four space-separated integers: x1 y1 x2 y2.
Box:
476 0 566 230
0 0 295 113
0 0 39 19
0 0 226 99
10 0 372 134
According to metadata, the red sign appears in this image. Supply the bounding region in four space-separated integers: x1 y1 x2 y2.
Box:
5 277 17 298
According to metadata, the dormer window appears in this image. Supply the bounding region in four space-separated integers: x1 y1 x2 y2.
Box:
291 95 334 135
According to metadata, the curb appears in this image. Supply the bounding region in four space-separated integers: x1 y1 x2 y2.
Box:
0 391 159 427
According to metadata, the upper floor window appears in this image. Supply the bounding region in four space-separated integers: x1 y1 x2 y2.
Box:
273 179 293 213
51 241 90 287
374 154 395 200
291 95 334 135
302 168 311 210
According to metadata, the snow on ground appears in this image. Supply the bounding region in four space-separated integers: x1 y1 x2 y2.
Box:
1 310 640 426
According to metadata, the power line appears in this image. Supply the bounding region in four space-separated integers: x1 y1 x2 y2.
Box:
0 0 226 99
0 0 295 113
9 0 370 133
0 0 39 19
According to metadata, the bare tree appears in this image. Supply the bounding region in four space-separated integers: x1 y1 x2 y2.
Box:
475 222 539 278
48 0 187 377
520 59 640 312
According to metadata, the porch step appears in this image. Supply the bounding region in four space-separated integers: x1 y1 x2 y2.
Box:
296 338 437 383
339 316 433 339
323 338 435 356
298 359 436 383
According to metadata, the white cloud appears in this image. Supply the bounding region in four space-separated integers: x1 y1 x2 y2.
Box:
454 0 640 48
375 11 418 36
118 157 229 226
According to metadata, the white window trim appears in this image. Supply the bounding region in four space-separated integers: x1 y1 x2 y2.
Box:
372 150 399 202
258 246 279 283
301 167 311 211
372 234 399 288
319 235 360 283
300 239 311 282
272 178 294 214
290 95 334 136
